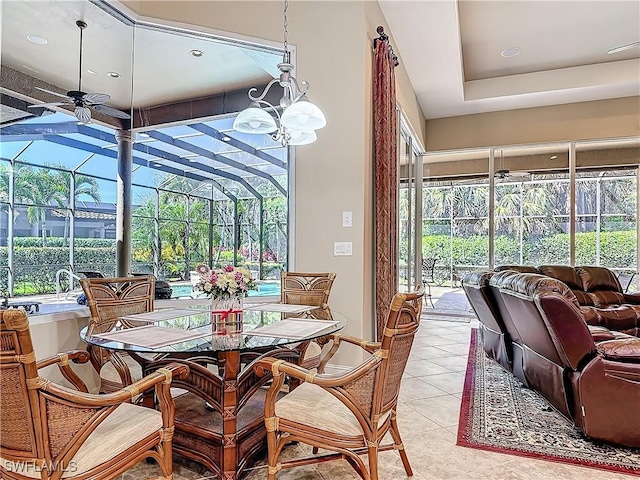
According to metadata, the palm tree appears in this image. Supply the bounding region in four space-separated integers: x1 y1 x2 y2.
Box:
53 169 101 243
13 167 66 246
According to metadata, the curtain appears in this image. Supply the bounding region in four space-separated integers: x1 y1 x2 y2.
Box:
373 38 398 341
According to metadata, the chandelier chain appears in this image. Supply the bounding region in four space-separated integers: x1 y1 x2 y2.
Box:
283 0 289 53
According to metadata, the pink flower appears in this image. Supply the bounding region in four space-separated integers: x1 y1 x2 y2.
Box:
196 264 210 275
224 265 235 272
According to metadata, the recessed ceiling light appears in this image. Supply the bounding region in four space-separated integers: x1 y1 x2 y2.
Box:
501 47 521 58
550 155 558 160
27 34 47 45
153 163 162 167
221 136 231 142
107 71 120 78
87 69 96 75
139 133 150 138
608 41 640 55
190 49 204 57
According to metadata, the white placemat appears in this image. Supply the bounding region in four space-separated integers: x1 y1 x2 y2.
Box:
91 325 210 349
249 318 337 339
119 308 199 323
243 303 317 314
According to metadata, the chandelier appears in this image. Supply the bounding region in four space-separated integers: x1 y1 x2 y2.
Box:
232 1 326 146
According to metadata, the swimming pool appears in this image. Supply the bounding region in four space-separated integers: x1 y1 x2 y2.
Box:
170 282 280 299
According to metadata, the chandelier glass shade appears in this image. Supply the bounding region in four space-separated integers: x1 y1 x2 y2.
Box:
233 1 325 146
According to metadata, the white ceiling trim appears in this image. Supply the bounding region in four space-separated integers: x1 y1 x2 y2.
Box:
465 58 640 101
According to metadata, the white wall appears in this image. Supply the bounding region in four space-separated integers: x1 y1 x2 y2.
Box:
30 315 99 392
426 96 640 151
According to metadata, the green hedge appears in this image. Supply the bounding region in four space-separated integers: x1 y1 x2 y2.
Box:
0 245 116 295
12 237 115 248
423 230 636 269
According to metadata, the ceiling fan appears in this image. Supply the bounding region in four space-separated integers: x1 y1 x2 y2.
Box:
28 20 131 123
494 150 530 182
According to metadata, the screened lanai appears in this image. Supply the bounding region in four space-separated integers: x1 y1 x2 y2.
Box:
0 109 289 297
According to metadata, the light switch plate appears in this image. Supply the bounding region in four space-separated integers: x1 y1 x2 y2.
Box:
334 241 353 256
342 211 353 227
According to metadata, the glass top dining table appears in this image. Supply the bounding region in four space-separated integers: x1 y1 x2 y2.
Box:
79 304 347 480
80 304 348 355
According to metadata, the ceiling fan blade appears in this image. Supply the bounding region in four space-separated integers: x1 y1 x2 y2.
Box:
35 86 71 100
82 92 111 105
92 104 131 119
27 102 71 108
75 106 92 124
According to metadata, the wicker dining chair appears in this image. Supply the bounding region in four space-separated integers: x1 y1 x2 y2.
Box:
80 275 155 393
255 287 424 480
0 308 188 480
280 271 337 369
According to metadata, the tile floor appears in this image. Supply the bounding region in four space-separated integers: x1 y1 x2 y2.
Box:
122 317 638 480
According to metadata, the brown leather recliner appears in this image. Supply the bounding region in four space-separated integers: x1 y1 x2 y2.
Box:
488 270 530 386
462 271 511 371
495 273 640 448
494 265 540 274
576 266 640 337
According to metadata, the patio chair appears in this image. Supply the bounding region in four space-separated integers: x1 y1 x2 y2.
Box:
254 287 424 480
616 270 637 293
0 308 188 480
280 272 336 370
80 276 155 393
421 257 437 308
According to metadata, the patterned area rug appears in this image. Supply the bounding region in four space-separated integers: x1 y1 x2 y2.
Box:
457 329 640 476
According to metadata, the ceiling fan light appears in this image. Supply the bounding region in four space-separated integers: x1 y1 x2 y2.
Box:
288 129 317 146
233 105 277 134
281 95 326 131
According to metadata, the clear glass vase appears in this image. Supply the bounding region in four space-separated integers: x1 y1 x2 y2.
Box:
210 295 243 312
211 296 244 335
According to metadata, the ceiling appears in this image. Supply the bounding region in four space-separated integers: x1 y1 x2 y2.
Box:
379 0 640 119
1 1 638 130
0 1 288 198
0 0 282 113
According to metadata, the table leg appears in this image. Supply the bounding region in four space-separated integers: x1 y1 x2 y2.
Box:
220 350 240 480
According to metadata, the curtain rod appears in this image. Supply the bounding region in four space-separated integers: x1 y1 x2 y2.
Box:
374 26 399 67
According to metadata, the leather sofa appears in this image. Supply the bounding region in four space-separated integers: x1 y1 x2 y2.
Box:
495 265 640 337
463 269 640 447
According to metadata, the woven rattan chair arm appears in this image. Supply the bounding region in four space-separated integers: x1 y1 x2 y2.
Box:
36 350 90 369
334 334 381 352
316 334 381 372
41 363 190 407
256 354 382 388
37 350 91 393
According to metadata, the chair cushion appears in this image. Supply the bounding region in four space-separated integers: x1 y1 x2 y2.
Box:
596 338 640 361
275 382 389 437
0 403 161 478
538 265 583 290
99 354 143 386
587 290 625 307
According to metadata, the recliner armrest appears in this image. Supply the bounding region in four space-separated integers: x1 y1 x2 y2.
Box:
596 338 640 362
587 325 616 342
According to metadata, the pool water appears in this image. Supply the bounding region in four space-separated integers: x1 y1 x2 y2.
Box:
170 282 280 299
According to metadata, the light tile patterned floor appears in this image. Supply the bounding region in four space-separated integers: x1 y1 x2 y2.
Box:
122 317 638 480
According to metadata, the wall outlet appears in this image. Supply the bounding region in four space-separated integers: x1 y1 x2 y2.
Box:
342 211 353 228
334 241 353 256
